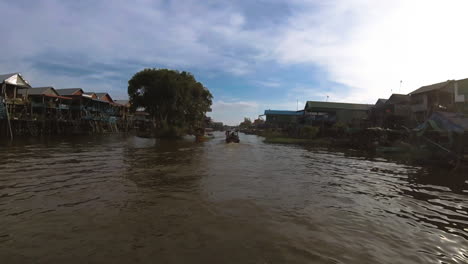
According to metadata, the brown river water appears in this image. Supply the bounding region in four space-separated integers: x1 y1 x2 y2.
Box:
0 132 467 263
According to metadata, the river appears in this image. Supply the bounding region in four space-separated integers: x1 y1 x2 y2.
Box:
0 132 467 263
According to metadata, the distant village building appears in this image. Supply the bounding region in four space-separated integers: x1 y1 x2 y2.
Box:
113 99 131 123
253 118 265 128
370 94 411 128
375 98 388 106
303 101 371 127
95 93 114 103
17 87 72 120
264 110 303 128
409 78 468 123
0 73 31 99
1 73 32 121
211 121 224 130
56 88 84 96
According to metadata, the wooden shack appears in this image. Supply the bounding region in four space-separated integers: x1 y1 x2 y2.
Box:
1 73 32 137
1 73 32 118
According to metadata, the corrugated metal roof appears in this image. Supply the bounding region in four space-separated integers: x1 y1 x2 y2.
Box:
387 94 410 104
305 101 371 111
18 87 53 95
91 98 111 104
264 110 303 116
0 72 31 87
94 92 114 102
375 99 388 105
0 73 17 82
17 87 71 99
410 80 452 95
56 88 83 96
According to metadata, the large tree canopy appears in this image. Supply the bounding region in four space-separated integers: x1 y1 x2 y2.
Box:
128 69 212 135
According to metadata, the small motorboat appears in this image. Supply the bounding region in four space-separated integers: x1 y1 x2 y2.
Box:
225 130 240 143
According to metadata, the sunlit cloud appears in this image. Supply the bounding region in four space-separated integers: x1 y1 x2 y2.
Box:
268 0 468 103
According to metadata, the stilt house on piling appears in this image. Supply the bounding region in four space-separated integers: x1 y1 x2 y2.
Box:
410 78 468 123
406 78 468 160
370 94 411 128
17 87 72 121
0 72 136 137
56 88 86 120
0 73 32 119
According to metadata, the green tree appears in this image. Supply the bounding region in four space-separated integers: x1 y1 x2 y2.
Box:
239 117 252 128
128 68 213 137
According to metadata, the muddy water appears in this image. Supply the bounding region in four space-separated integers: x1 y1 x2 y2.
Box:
0 132 467 263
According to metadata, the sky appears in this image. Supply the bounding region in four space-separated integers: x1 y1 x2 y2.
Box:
1 0 468 125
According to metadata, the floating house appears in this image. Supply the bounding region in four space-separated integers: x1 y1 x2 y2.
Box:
303 101 372 126
264 110 303 128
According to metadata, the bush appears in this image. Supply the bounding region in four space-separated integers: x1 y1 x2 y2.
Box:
259 128 285 138
328 122 348 137
301 126 319 138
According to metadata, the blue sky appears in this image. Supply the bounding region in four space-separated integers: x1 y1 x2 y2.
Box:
2 0 468 124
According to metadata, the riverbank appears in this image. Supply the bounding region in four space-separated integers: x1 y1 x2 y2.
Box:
263 136 335 146
253 127 468 169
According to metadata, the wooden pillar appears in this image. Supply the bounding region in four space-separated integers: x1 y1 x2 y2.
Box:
2 83 13 140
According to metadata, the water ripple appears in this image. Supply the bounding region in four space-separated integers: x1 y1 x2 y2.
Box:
0 133 467 263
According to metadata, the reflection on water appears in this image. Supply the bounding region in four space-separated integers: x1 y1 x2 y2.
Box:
0 132 467 263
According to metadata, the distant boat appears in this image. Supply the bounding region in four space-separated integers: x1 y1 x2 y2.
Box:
225 131 240 143
205 128 215 138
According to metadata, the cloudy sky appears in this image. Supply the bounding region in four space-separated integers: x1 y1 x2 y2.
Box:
2 0 468 124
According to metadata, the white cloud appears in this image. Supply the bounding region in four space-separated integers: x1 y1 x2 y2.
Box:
209 100 260 125
268 0 468 103
209 98 312 125
254 80 281 88
212 100 259 110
